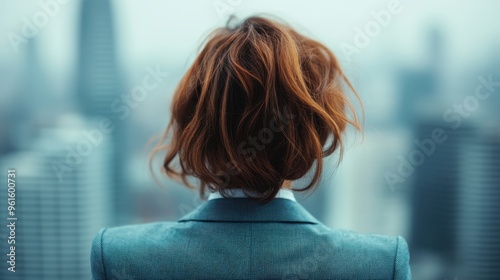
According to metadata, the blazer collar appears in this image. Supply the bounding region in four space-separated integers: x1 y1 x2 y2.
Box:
178 198 320 224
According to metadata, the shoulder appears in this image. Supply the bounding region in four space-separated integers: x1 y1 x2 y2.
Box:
90 221 180 280
325 227 405 255
94 221 179 245
92 220 184 251
90 222 411 280
312 226 411 279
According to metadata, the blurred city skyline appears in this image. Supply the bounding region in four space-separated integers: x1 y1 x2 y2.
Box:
1 0 499 279
1 0 500 94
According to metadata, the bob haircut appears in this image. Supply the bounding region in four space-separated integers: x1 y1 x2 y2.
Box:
151 15 362 202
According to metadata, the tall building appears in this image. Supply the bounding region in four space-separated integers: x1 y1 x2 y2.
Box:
0 118 112 280
396 27 443 127
8 39 52 152
409 123 473 256
458 133 500 279
76 0 129 224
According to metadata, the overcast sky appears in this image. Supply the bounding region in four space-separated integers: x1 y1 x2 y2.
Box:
1 0 499 99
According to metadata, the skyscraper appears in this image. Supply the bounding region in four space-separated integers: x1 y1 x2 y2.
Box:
8 39 53 152
76 0 129 224
458 133 500 279
409 122 474 277
0 118 112 280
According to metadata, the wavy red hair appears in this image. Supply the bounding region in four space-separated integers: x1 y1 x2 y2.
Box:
151 16 362 202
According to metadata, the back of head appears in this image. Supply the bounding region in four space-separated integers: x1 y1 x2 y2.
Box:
152 16 361 202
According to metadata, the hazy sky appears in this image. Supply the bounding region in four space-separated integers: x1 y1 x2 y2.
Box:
1 0 499 100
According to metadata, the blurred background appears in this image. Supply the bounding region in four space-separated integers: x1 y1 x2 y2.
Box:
1 0 499 279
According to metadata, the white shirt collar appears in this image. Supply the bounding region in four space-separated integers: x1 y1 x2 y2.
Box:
208 188 296 201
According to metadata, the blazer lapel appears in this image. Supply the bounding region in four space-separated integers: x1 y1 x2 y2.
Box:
178 198 320 224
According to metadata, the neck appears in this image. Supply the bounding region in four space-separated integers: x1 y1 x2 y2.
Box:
282 180 292 189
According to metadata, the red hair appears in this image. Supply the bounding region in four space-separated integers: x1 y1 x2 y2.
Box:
151 16 362 202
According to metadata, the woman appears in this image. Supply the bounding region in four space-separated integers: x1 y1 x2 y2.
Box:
91 16 411 279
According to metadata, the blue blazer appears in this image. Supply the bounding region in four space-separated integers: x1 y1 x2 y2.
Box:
91 198 411 279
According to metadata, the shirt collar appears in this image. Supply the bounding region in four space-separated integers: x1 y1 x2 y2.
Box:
208 188 296 202
178 196 319 224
